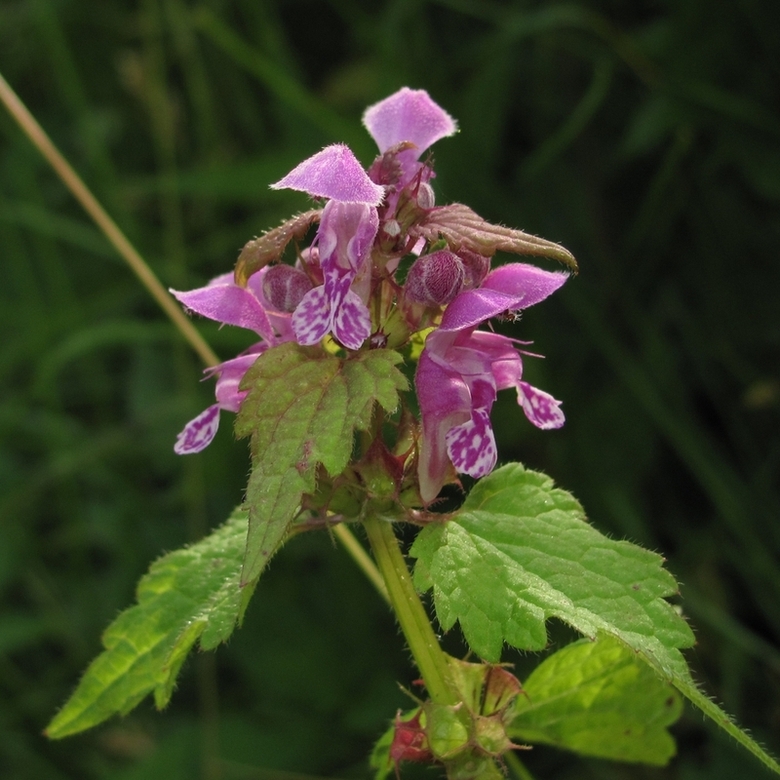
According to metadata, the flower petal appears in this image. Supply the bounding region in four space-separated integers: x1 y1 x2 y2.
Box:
270 144 384 205
292 285 331 346
445 407 498 478
333 289 371 350
517 381 565 429
213 352 263 412
481 264 569 309
363 88 457 156
171 282 276 342
174 404 221 454
438 287 517 332
416 351 471 504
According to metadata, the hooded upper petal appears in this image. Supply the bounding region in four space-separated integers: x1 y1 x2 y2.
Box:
363 88 457 156
171 272 276 343
270 144 384 205
437 264 569 333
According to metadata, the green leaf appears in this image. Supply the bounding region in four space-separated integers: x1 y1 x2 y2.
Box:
235 343 406 584
508 636 682 765
46 509 249 738
411 463 780 775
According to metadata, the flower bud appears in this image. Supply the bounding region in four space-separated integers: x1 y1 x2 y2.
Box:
404 250 465 306
416 181 435 210
457 248 490 289
262 264 313 312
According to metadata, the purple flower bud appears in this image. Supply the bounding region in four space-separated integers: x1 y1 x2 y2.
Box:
404 250 465 306
457 249 491 289
262 264 314 313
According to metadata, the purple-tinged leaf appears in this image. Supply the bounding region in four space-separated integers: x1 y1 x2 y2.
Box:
411 203 578 271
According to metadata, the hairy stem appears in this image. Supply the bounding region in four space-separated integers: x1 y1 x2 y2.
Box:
363 515 457 706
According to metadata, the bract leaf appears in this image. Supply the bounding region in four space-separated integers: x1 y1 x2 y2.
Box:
411 463 780 775
235 342 406 584
233 209 320 286
508 636 681 765
412 203 578 272
46 508 249 739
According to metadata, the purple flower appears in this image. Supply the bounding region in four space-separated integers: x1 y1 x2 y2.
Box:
174 345 266 454
170 269 295 343
271 89 456 351
415 263 569 503
170 269 293 453
271 144 383 350
363 87 457 192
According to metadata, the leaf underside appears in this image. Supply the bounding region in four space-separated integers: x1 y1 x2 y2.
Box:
235 342 407 585
411 463 780 775
46 508 250 739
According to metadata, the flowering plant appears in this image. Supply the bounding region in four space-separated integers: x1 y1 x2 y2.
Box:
45 88 779 779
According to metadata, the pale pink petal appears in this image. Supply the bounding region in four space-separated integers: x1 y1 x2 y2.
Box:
270 144 384 205
332 289 371 350
445 408 498 478
517 382 565 429
362 88 457 156
292 286 331 346
213 352 263 412
174 404 221 454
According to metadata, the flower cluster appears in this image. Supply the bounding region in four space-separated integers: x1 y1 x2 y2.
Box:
172 87 573 504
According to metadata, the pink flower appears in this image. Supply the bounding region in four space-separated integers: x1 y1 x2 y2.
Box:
170 269 292 453
416 263 569 503
173 345 266 454
271 89 456 351
270 145 382 350
363 87 457 192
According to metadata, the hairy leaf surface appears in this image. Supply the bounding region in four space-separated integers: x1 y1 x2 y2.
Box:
509 636 681 765
235 343 406 584
46 509 250 738
411 463 780 775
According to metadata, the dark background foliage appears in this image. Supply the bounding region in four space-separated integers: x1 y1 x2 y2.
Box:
1 0 778 778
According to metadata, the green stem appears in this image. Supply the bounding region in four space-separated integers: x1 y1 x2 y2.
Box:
362 515 457 706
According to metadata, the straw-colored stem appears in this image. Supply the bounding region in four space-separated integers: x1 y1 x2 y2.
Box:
0 70 218 368
0 68 387 612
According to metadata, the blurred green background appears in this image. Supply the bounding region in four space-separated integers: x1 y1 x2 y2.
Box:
1 0 778 778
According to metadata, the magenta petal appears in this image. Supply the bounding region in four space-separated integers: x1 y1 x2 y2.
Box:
333 289 371 350
438 288 518 332
292 286 331 346
481 264 569 309
171 283 276 342
362 88 457 156
415 352 471 504
445 407 497 478
270 144 384 205
174 404 220 454
517 382 565 429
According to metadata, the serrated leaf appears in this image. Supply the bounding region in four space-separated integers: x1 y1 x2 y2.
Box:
508 636 682 765
411 463 780 775
235 343 406 584
46 509 248 739
411 463 693 665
